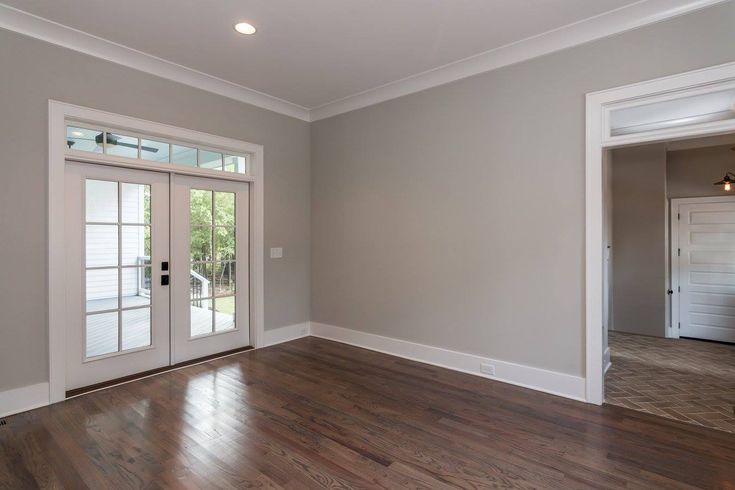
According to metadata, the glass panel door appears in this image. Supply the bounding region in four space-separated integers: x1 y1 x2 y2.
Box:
65 163 170 391
172 175 250 363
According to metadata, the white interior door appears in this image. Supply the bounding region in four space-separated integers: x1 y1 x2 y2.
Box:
172 175 250 363
678 200 735 343
64 163 170 390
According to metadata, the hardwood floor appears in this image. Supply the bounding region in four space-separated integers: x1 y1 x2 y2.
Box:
1 337 734 489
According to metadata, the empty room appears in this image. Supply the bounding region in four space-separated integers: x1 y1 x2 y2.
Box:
1 1 735 488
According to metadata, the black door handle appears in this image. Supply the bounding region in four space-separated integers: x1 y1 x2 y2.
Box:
161 275 169 286
667 289 673 295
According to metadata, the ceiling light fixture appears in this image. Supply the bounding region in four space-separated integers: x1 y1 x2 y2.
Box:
713 147 735 191
234 22 257 35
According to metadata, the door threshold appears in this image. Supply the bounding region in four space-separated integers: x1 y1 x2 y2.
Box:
65 346 253 398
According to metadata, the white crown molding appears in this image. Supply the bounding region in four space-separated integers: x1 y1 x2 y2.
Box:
309 0 730 121
0 0 729 123
0 3 311 121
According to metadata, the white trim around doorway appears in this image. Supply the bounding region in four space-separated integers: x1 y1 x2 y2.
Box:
586 61 735 405
48 100 265 404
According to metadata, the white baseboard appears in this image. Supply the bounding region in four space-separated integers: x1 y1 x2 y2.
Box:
310 322 587 402
0 382 50 418
603 347 612 375
262 322 311 347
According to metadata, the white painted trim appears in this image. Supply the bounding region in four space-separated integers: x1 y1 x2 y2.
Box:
0 383 49 418
669 195 735 340
262 323 311 347
309 0 728 121
0 4 310 121
310 323 586 402
1 1 728 122
586 60 735 405
603 347 612 375
48 100 265 403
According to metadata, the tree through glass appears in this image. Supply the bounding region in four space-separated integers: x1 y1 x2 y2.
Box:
190 189 236 336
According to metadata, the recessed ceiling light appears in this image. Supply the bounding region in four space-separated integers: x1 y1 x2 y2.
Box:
234 22 257 35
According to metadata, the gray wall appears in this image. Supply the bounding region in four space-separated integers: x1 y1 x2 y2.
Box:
311 1 735 376
611 145 667 337
0 29 311 392
668 145 735 198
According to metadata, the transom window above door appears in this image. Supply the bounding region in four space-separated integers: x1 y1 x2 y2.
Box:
66 124 249 174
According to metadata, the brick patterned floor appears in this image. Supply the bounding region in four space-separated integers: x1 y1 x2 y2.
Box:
606 331 735 433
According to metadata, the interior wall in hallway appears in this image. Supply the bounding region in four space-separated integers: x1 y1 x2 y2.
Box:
611 145 668 337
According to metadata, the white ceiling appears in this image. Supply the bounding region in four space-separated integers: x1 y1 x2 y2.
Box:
0 0 728 120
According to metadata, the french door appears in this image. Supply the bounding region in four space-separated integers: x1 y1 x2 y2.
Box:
64 162 250 392
172 175 250 363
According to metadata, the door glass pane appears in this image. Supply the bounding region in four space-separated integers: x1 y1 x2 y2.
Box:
86 268 118 312
67 126 103 153
172 144 197 166
122 308 151 350
86 180 118 222
191 299 213 336
190 189 212 226
121 225 150 266
122 267 151 308
121 183 151 224
86 312 119 357
215 227 235 261
214 297 235 332
214 191 235 225
83 176 156 359
86 225 118 267
199 150 223 170
191 227 211 261
213 261 235 296
191 262 213 300
140 139 170 162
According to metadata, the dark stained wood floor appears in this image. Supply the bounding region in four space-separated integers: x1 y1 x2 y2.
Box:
1 338 734 489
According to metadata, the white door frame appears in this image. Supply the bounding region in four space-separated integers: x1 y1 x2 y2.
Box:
48 100 264 403
670 195 735 341
586 60 735 405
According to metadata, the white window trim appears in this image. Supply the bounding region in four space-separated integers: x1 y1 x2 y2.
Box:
586 61 735 405
48 100 265 403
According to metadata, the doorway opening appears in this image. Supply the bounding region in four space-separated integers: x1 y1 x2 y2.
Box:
603 135 735 433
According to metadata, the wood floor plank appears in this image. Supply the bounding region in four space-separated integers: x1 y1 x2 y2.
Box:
1 337 734 489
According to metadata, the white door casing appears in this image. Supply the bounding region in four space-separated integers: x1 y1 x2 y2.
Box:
587 61 735 404
672 197 735 343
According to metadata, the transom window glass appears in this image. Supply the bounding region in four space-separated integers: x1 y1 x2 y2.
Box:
189 189 237 336
85 179 152 358
66 124 249 174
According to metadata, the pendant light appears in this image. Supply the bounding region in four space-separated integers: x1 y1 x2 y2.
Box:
713 146 735 191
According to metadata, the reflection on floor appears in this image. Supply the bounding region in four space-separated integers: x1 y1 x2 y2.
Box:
85 296 234 357
606 331 735 433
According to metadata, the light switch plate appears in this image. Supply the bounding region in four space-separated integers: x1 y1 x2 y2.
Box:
270 247 283 259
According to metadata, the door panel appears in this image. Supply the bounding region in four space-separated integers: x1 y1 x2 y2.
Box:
679 201 735 343
65 163 170 390
172 175 250 363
